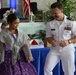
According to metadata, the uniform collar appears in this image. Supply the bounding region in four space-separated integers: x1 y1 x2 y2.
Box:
63 15 67 22
54 15 67 26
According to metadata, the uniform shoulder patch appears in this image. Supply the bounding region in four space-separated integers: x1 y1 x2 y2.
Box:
50 17 54 21
67 17 73 21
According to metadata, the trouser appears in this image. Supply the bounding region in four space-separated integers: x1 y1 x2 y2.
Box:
44 49 75 75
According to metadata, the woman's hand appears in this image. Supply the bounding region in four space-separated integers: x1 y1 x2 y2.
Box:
28 56 34 61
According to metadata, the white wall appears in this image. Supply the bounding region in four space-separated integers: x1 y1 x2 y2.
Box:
30 0 57 11
1 0 57 16
1 0 9 8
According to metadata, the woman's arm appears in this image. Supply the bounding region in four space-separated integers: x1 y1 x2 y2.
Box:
0 41 5 63
23 40 34 61
0 41 2 45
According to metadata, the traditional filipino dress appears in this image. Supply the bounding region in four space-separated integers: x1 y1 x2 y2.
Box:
0 28 38 75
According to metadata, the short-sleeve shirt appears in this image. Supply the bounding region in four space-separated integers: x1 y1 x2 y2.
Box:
46 15 76 41
46 15 76 51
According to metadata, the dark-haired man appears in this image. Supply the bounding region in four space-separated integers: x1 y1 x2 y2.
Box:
44 2 76 75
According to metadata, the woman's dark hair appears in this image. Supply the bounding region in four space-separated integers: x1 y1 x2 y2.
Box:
1 22 8 26
51 2 63 9
7 13 18 23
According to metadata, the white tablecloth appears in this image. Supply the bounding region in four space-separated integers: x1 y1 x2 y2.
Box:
19 22 45 34
0 22 46 34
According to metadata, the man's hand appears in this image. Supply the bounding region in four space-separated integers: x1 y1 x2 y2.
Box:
60 40 69 47
51 40 56 47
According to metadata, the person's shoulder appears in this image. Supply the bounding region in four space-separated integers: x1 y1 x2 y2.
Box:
0 29 7 35
66 17 75 22
18 28 27 35
50 17 54 21
73 20 76 25
18 28 23 32
66 17 76 26
46 19 55 25
46 21 51 26
46 17 54 23
67 17 71 20
65 17 75 25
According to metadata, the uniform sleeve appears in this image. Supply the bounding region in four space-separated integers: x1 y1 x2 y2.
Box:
72 21 76 36
46 22 52 38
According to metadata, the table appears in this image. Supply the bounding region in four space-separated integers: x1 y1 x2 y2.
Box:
31 47 60 75
0 47 75 75
31 47 76 75
0 22 45 34
19 22 45 34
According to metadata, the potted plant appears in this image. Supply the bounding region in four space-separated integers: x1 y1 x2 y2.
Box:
60 0 76 20
43 0 76 23
28 0 76 46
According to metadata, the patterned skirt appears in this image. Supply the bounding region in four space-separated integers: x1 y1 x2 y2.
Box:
0 49 38 75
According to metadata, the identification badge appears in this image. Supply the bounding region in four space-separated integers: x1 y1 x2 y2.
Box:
51 29 55 31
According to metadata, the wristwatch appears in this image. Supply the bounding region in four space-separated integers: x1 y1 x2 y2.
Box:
68 39 72 44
